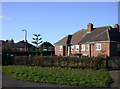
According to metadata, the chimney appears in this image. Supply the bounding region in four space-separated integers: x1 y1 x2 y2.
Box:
11 39 14 43
87 23 93 33
114 24 119 32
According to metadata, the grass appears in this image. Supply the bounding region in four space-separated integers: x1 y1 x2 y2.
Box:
2 65 112 87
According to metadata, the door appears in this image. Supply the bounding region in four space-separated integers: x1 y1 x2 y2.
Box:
90 44 91 57
63 46 66 56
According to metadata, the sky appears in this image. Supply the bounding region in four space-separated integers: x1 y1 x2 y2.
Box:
1 2 118 45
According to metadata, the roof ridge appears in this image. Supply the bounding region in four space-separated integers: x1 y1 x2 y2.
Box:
95 26 111 29
72 29 87 34
87 29 108 42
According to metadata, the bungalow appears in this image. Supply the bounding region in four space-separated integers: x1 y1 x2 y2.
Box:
54 23 120 57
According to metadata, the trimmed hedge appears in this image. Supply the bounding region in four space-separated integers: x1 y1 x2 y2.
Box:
13 56 106 69
2 51 55 65
3 51 55 56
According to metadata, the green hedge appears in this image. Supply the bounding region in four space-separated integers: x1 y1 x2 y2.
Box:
3 51 55 56
12 56 106 69
2 51 55 65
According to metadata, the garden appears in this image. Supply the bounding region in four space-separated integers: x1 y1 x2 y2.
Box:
2 65 112 87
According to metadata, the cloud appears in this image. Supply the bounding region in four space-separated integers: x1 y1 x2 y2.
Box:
0 16 10 20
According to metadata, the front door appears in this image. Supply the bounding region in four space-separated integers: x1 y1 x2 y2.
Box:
63 46 66 56
90 44 91 57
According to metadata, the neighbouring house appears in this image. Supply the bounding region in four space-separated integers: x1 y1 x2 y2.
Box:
2 39 36 51
54 23 120 57
2 39 15 51
13 40 36 51
39 41 54 51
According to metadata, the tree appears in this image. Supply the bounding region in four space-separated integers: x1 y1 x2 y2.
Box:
31 34 43 55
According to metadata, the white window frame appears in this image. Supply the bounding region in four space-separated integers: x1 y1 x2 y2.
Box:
81 45 85 51
75 45 79 51
71 45 74 51
59 46 62 51
96 43 101 51
87 44 89 51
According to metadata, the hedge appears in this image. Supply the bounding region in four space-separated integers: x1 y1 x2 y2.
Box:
12 56 106 69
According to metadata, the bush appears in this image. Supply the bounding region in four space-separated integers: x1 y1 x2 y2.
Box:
12 56 106 69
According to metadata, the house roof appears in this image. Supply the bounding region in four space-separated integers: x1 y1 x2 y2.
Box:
54 35 72 45
71 30 87 44
54 25 120 45
108 28 120 42
79 26 110 43
13 40 35 48
39 41 54 47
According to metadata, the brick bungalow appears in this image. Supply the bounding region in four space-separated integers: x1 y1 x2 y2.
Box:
54 23 120 57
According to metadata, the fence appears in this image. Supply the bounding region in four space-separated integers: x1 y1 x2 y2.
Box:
107 56 120 69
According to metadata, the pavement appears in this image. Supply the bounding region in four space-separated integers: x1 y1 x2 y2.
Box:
109 70 120 88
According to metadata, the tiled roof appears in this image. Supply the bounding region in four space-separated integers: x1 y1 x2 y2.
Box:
108 28 120 42
54 35 72 45
71 30 87 44
13 40 35 48
40 41 54 47
80 26 110 43
54 25 120 45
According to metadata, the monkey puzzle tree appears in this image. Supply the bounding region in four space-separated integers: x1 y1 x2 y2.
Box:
32 34 42 56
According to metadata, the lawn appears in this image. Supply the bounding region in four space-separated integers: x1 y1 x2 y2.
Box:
2 65 112 87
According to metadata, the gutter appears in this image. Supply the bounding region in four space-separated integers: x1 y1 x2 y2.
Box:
79 41 120 44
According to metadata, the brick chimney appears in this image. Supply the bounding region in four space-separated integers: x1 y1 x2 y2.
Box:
87 23 93 33
114 24 119 32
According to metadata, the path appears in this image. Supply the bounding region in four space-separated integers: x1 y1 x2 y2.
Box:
109 70 120 88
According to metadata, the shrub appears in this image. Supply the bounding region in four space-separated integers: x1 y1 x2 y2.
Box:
12 56 106 69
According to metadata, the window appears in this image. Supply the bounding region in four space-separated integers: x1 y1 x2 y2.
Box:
71 45 74 51
75 45 79 51
81 45 85 51
117 44 120 51
87 44 89 51
96 43 101 51
59 46 62 51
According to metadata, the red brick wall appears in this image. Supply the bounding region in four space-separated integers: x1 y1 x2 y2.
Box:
55 42 120 57
94 42 110 57
70 45 80 54
55 45 63 56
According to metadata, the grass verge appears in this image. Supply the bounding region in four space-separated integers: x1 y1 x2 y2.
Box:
2 65 112 87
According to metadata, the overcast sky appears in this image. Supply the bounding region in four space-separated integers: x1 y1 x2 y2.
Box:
2 2 118 45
